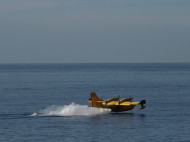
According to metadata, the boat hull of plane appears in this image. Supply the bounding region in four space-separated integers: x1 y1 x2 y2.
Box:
109 105 135 112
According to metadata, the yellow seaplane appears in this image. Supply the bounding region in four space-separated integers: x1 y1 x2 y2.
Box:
87 92 146 112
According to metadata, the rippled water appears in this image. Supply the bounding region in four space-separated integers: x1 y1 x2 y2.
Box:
0 63 190 142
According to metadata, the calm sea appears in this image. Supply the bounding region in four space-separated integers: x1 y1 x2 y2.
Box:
0 63 190 142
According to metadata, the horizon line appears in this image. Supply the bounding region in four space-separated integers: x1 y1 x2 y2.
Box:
0 62 190 64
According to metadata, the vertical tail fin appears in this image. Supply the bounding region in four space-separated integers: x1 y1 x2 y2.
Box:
90 92 103 107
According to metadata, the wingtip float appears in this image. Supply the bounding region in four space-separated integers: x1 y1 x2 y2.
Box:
87 92 146 112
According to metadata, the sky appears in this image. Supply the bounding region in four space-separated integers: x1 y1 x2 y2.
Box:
0 0 190 63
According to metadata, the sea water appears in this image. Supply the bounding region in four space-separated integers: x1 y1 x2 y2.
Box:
0 63 190 142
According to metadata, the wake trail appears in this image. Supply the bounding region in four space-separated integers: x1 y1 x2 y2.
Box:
31 103 111 117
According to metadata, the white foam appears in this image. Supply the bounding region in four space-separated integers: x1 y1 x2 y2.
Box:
32 103 111 116
30 113 38 117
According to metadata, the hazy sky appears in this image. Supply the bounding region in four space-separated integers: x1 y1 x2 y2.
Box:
0 0 190 63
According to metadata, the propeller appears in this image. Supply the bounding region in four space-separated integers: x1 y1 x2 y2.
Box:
128 96 134 101
118 95 120 104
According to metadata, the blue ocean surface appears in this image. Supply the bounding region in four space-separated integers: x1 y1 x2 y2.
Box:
0 63 190 142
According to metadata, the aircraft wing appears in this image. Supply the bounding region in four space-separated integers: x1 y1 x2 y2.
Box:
102 101 140 106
